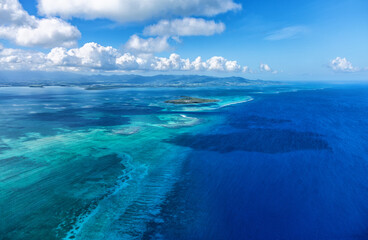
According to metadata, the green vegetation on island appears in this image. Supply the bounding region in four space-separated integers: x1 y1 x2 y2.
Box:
165 96 219 104
0 73 280 89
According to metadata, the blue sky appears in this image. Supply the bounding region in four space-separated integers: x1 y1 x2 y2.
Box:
0 0 367 80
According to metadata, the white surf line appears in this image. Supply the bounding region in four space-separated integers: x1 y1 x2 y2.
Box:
180 114 197 120
218 97 254 108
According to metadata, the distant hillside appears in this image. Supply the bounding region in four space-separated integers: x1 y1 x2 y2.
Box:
0 71 279 88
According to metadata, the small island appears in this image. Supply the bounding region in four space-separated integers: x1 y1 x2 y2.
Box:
29 85 44 88
165 96 219 104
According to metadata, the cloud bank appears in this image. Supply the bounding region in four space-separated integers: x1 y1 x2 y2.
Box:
0 1 280 75
0 42 247 72
0 0 80 48
37 0 241 23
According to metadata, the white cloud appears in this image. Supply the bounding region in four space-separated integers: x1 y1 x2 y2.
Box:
0 0 80 48
0 18 81 48
260 63 272 72
225 60 241 71
125 35 170 53
37 0 241 23
116 53 146 70
0 47 47 70
0 0 33 25
47 42 120 70
149 54 243 72
139 18 225 55
265 26 308 41
329 57 359 73
0 42 247 73
152 53 191 71
191 57 207 71
205 56 241 71
143 18 225 37
260 63 277 74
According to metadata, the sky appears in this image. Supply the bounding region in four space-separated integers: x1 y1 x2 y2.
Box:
0 0 367 81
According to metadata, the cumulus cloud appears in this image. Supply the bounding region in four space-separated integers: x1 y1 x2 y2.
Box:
0 47 47 71
152 53 191 71
0 42 247 73
206 56 241 71
125 35 170 53
139 18 225 55
143 18 225 37
265 26 308 41
151 54 242 72
0 0 80 48
260 63 271 72
0 18 81 48
0 0 33 25
37 0 241 23
329 57 359 73
259 63 277 74
116 53 146 70
47 42 120 70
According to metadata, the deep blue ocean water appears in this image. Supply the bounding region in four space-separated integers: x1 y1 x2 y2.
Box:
1 84 368 239
144 85 368 240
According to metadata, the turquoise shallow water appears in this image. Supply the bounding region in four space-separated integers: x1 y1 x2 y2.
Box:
0 86 256 239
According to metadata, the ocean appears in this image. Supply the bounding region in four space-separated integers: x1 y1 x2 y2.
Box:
1 84 368 239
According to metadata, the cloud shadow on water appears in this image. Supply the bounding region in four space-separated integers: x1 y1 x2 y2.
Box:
167 128 330 154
